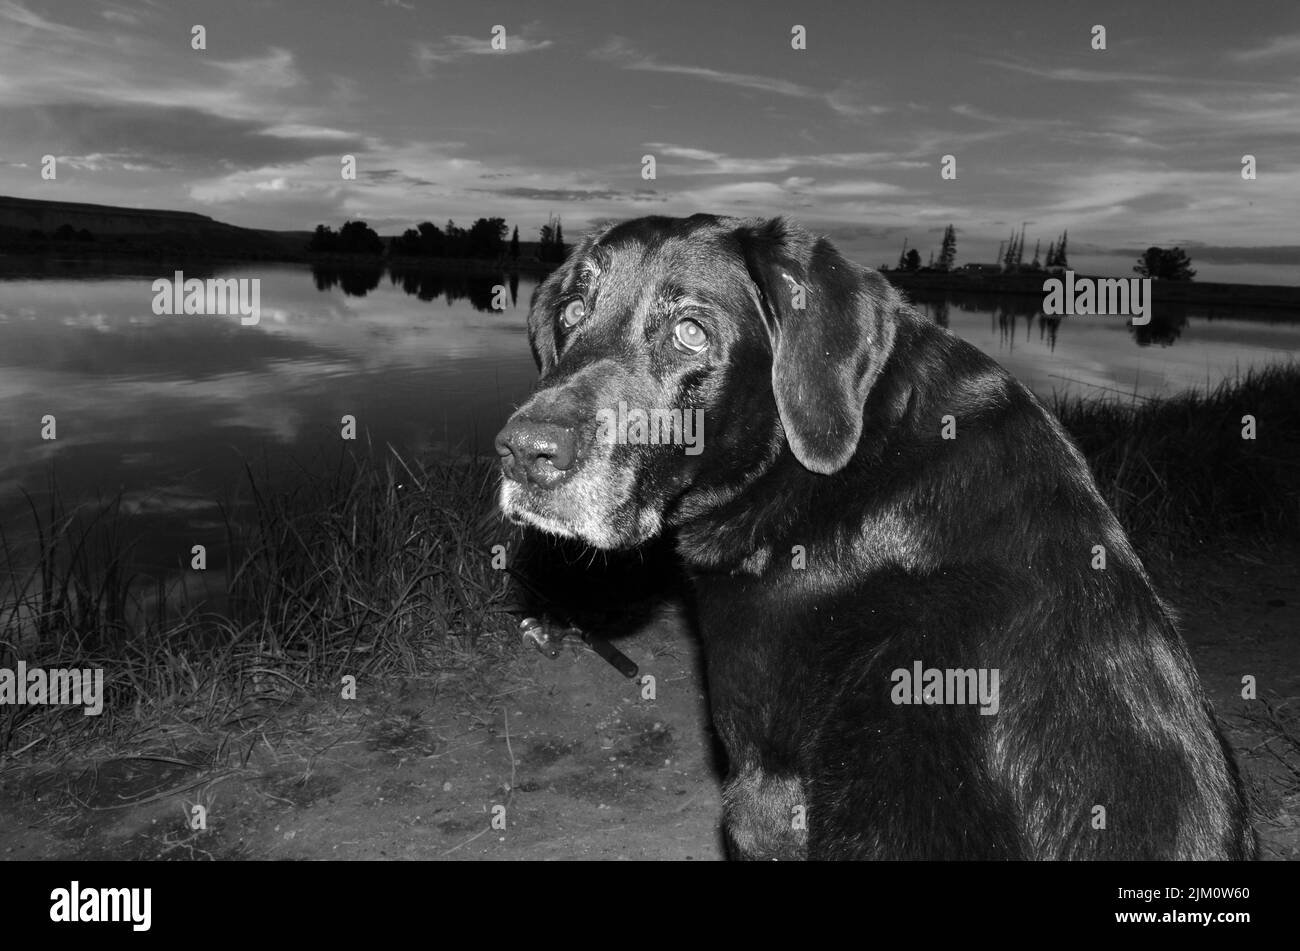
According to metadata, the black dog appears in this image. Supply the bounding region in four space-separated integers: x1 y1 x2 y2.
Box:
496 214 1255 860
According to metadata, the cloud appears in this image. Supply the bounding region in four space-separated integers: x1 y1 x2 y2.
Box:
825 80 893 118
180 137 673 235
823 222 910 242
1132 89 1300 131
786 179 906 198
207 48 303 91
0 101 369 170
1106 245 1300 266
675 180 800 208
1 0 1292 274
187 166 349 220
592 36 820 100
0 9 314 126
980 57 1186 85
53 151 171 172
261 123 361 141
476 186 659 202
0 0 86 40
99 5 145 26
983 55 1284 91
362 168 434 186
415 28 553 74
1226 33 1300 62
644 143 917 176
999 162 1300 246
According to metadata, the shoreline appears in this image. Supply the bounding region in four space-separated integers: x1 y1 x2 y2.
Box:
3 250 1294 308
883 269 1300 311
0 249 562 276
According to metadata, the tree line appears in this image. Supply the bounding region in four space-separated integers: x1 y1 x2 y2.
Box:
307 214 568 263
892 224 1197 281
23 224 95 242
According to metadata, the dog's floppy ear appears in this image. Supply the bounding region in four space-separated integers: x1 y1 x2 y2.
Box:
735 218 899 475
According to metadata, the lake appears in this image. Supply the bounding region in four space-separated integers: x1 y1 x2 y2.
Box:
1 261 1297 575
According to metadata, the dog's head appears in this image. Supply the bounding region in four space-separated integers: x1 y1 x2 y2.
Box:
496 214 901 549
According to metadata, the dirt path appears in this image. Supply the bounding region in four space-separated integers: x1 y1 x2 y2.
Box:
1 548 1295 861
0 603 726 861
1161 541 1300 860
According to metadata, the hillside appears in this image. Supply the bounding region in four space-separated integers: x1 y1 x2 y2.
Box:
0 195 310 260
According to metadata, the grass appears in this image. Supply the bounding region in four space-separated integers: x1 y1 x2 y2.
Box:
1054 363 1300 550
2 364 1298 759
0 448 519 759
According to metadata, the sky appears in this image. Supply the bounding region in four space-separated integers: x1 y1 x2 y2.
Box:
1 0 1297 283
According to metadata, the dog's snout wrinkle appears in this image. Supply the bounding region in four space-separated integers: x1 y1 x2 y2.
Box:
495 417 578 488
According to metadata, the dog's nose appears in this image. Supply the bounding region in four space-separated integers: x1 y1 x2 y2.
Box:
495 417 578 487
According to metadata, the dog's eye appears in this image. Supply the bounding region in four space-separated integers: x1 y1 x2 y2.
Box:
673 318 708 354
561 299 587 328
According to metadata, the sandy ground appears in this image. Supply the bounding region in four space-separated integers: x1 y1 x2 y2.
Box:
1 544 1296 862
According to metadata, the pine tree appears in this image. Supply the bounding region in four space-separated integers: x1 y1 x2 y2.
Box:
1045 240 1057 269
1031 239 1041 270
537 215 567 262
1057 230 1069 269
937 224 957 271
898 238 910 270
1002 230 1017 272
509 226 520 260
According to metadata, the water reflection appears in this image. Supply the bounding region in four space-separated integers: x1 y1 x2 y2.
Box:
910 288 1199 352
312 262 383 297
1133 301 1188 347
312 262 521 312
303 263 1272 359
895 284 1298 402
0 262 1296 576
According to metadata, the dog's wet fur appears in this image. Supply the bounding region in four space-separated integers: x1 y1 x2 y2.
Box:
496 213 1256 860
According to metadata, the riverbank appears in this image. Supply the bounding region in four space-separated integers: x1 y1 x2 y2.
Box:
3 365 1296 746
885 269 1300 312
1 365 1297 858
3 540 1294 860
0 248 560 276
0 195 562 274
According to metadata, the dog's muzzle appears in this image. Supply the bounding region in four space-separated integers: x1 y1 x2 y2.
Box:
495 416 578 488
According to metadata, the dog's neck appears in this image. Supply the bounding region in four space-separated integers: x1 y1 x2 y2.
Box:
669 385 915 578
668 315 985 580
